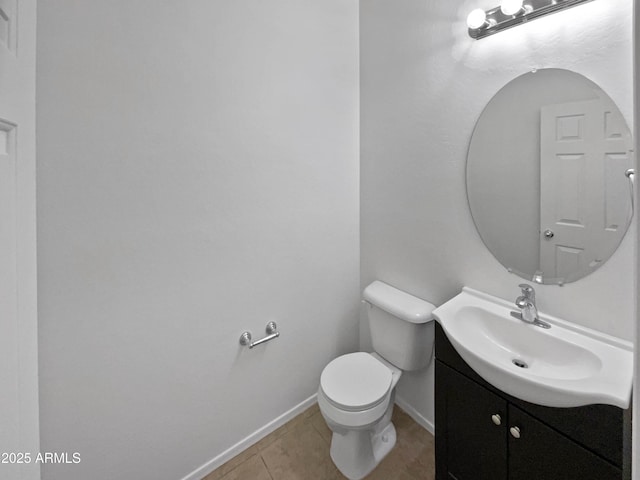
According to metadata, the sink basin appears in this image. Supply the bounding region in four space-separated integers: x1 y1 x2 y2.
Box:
433 287 633 408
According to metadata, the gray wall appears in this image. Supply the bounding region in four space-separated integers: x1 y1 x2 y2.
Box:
360 0 634 429
36 1 359 479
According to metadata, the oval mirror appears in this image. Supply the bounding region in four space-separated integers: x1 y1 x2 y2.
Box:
467 69 634 285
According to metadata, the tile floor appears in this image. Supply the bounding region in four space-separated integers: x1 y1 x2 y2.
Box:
202 403 435 480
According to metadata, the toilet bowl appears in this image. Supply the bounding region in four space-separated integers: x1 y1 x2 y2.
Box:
317 281 436 480
318 352 402 479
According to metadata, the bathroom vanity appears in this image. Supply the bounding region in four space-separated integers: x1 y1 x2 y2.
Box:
433 66 636 480
434 323 631 480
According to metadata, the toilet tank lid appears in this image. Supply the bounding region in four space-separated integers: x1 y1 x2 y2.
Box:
363 281 435 324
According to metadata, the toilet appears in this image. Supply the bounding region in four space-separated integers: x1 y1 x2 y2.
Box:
318 280 436 480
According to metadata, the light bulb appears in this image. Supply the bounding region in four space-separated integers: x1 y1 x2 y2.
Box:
501 0 525 15
466 8 487 29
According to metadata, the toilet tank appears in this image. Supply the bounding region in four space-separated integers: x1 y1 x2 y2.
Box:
363 281 436 371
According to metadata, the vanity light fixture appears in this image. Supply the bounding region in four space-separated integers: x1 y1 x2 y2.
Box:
466 9 494 30
467 0 593 40
500 0 531 16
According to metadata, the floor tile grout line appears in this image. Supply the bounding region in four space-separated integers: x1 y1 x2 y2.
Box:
260 454 275 480
216 452 259 480
311 422 331 446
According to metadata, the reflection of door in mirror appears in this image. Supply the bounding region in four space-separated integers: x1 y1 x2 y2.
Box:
540 98 631 283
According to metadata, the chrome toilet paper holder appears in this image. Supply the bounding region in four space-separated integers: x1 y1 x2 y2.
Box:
239 322 280 349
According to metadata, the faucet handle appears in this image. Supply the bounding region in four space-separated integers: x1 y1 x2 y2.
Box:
515 296 530 309
518 284 535 298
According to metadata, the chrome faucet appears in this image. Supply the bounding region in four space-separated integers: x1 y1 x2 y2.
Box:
516 284 537 322
511 284 550 329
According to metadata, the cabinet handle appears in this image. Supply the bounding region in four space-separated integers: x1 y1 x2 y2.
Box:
510 426 521 439
491 414 502 426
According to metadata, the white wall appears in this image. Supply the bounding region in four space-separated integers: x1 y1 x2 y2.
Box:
361 0 634 429
632 1 638 478
36 2 359 479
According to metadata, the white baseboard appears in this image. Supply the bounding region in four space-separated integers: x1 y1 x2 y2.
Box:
395 395 435 435
180 394 318 480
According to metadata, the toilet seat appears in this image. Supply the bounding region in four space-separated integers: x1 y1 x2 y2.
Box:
320 352 392 412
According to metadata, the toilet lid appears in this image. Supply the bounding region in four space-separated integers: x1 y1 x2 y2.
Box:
320 352 392 411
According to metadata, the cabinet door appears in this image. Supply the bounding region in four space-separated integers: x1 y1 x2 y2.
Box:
508 405 621 480
436 361 508 480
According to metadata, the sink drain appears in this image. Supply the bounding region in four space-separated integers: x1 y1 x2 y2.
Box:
512 359 528 369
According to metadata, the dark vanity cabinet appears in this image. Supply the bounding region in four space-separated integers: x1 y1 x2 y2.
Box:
435 323 630 480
